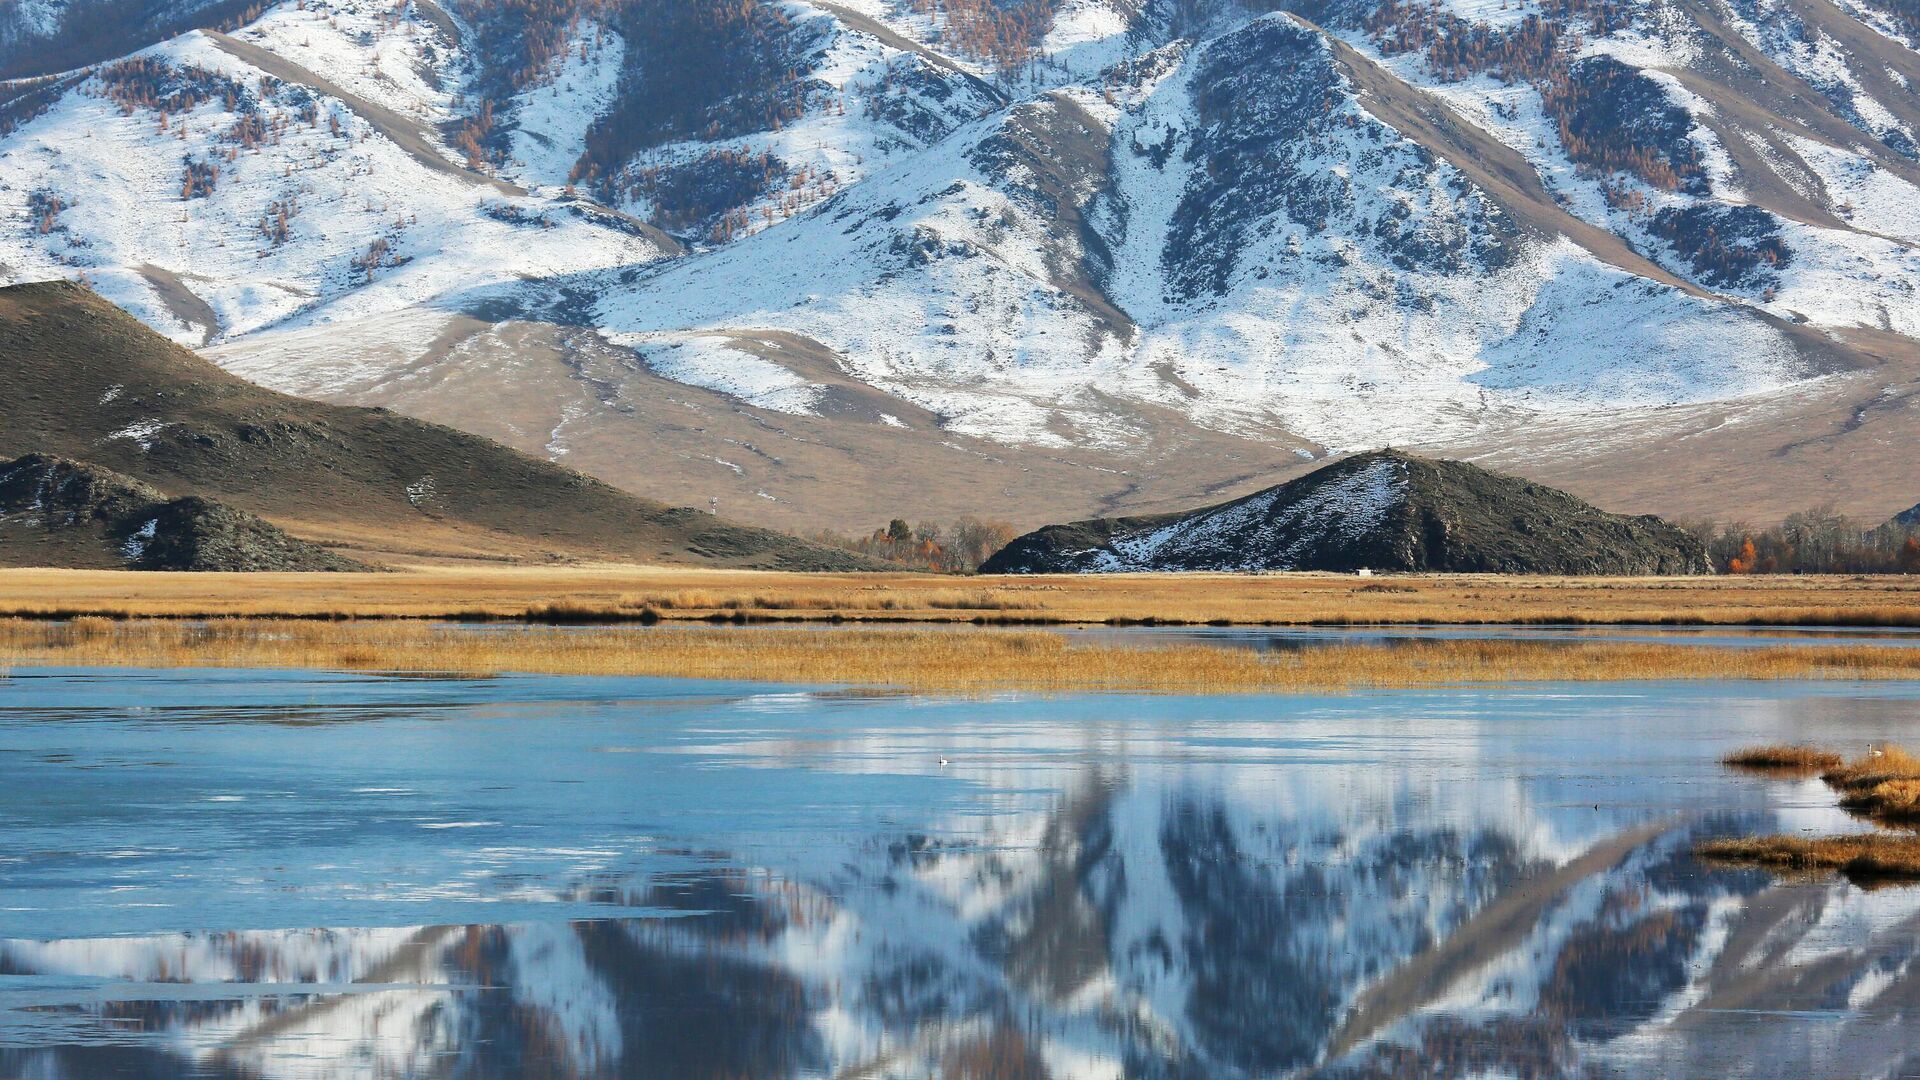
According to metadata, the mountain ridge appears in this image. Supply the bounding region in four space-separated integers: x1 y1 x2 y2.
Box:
1 0 1917 528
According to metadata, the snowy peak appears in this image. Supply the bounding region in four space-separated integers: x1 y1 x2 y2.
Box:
981 449 1713 572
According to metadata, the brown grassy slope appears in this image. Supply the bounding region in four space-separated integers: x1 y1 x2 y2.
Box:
7 619 1920 692
0 281 868 569
3 565 1919 623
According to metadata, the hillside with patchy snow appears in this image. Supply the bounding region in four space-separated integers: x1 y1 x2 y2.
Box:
980 449 1713 572
1 0 1917 526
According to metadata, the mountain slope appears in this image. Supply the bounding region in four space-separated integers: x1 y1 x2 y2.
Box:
982 449 1712 572
0 280 870 567
0 453 369 570
1 0 1918 529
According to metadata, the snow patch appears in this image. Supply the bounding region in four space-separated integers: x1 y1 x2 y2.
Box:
121 517 159 561
613 333 824 416
104 419 173 451
1100 456 1407 571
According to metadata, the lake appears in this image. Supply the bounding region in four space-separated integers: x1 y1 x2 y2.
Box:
2 663 1918 1078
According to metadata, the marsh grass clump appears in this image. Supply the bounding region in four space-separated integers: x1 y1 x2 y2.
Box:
1818 747 1920 822
1721 745 1845 772
522 600 660 624
1704 744 1920 883
1821 746 1920 795
1698 834 1920 884
1840 779 1920 820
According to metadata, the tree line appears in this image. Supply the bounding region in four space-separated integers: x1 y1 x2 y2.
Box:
810 517 1019 572
1683 507 1920 575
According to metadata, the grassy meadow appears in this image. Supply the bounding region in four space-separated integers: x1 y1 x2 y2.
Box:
2 565 1920 625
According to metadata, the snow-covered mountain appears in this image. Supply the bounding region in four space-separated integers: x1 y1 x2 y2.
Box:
2 0 1917 528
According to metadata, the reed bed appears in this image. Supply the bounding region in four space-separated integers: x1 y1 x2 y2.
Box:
1721 745 1846 772
1821 747 1920 822
1698 835 1920 882
1821 746 1920 796
1705 745 1920 883
1719 744 1920 820
6 618 1920 694
2 567 1919 627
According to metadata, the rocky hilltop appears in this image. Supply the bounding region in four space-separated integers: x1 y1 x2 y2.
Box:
982 451 1711 575
0 281 871 569
0 454 367 571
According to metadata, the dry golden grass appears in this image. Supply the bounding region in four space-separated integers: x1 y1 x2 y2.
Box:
1721 745 1846 772
1 566 1919 626
6 618 1920 694
1821 745 1920 795
1698 834 1920 882
1843 780 1920 819
1818 748 1920 822
1705 745 1920 883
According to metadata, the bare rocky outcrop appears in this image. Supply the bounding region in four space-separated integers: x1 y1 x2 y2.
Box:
982 450 1712 575
0 453 368 571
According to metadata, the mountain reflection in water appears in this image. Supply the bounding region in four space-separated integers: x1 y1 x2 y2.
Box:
2 667 1919 1078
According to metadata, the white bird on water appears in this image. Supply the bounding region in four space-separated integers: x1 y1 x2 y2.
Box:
938 757 950 767
1872 748 1886 758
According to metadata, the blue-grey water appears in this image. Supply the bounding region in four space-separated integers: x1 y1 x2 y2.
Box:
3 664 1919 1078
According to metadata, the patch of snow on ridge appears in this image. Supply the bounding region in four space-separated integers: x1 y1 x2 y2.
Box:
230 0 456 123
1104 456 1408 571
507 25 625 190
612 332 823 416
1469 244 1808 406
1784 135 1920 244
122 517 159 561
0 21 665 354
104 420 173 451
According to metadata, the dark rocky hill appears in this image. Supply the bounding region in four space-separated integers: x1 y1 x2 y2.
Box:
981 450 1711 575
0 454 366 571
0 281 871 569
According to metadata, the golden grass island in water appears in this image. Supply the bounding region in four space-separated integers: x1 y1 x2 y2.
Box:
1703 746 1920 883
7 618 1920 694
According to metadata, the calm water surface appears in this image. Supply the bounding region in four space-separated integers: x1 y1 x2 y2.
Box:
2 665 1919 1078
